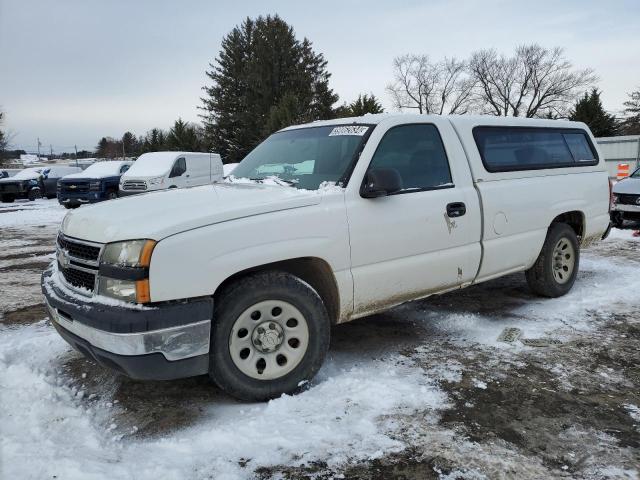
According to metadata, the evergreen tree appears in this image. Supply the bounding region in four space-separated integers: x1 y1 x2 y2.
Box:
141 128 167 153
201 15 338 162
263 93 306 135
621 87 640 135
96 137 109 158
122 131 138 156
335 93 384 118
165 118 204 151
568 88 619 137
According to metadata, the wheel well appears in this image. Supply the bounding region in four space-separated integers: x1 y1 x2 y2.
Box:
551 211 584 239
213 257 341 324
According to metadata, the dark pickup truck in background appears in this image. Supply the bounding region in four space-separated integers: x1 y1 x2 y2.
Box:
57 160 132 208
0 166 81 202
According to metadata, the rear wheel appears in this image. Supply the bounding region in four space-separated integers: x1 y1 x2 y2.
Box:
106 190 118 200
525 223 579 298
209 271 330 401
1 194 15 203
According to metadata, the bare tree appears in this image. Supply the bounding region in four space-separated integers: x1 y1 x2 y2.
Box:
468 44 597 118
386 55 476 114
0 111 7 152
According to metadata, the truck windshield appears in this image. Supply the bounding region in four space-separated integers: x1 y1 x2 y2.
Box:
231 125 372 190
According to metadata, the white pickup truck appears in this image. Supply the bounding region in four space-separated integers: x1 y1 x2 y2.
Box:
42 114 611 401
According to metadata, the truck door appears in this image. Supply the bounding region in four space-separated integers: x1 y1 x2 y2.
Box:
168 157 187 188
345 120 482 317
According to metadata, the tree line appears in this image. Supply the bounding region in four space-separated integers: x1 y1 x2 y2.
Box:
386 48 639 137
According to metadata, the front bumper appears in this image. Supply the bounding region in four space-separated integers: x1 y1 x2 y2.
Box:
611 203 640 229
42 266 213 380
58 192 105 205
118 189 146 197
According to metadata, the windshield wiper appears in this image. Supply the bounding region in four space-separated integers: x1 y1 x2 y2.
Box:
249 177 298 186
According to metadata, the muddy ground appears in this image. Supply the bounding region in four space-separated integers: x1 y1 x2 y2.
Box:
1 201 638 479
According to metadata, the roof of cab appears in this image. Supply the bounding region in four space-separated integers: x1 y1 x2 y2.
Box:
280 113 590 133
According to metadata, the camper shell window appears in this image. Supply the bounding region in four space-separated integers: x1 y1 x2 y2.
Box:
473 127 598 173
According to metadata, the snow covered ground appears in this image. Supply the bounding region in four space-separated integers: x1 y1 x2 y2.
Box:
1 199 639 479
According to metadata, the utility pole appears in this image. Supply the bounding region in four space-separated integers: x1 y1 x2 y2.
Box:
37 137 41 161
74 144 79 167
50 144 53 160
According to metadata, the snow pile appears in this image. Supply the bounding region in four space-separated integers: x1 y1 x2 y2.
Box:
0 199 67 228
0 320 447 479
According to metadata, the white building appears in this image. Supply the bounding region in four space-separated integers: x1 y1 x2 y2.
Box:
596 135 640 178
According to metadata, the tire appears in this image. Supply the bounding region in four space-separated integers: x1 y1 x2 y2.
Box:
525 223 580 298
1 194 14 203
209 270 330 401
27 188 41 201
46 194 57 199
64 204 79 209
106 190 118 200
610 212 623 229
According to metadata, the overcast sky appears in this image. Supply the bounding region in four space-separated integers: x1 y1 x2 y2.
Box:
1 0 638 153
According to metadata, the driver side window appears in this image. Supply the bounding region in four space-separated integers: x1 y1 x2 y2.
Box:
169 158 186 178
368 124 453 192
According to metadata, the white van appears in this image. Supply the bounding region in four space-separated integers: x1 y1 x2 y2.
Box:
119 152 223 195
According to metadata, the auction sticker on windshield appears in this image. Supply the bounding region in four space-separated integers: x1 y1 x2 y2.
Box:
328 126 370 136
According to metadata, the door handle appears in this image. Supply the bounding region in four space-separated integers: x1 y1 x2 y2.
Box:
446 202 466 218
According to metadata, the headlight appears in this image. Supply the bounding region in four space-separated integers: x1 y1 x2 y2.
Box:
99 239 156 303
101 240 156 267
148 176 164 186
98 278 137 302
89 181 101 191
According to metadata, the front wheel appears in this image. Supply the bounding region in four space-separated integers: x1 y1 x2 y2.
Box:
610 211 623 229
525 223 579 298
27 188 42 201
106 190 118 200
209 271 330 401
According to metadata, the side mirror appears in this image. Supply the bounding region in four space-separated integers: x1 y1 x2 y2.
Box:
360 168 403 198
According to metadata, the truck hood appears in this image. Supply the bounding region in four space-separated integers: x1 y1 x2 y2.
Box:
613 176 640 195
62 182 324 243
0 175 37 183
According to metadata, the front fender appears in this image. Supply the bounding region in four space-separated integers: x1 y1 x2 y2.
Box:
148 197 353 312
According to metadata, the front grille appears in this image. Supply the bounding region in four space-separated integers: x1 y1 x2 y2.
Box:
59 263 96 292
122 180 147 191
61 182 90 193
617 193 640 206
0 183 23 193
57 235 101 262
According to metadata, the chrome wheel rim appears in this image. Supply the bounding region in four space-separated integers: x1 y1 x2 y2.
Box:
552 237 575 284
229 300 309 380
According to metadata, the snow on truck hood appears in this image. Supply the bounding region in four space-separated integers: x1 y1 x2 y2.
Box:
61 182 324 243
